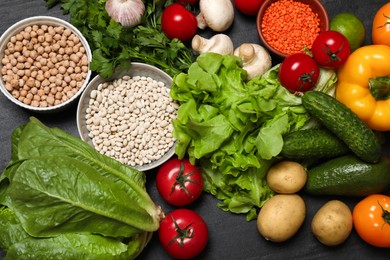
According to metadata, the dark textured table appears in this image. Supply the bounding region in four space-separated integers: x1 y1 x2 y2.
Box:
1 0 390 259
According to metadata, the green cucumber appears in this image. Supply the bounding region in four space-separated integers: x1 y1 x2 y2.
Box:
281 128 350 160
302 91 381 163
305 155 390 197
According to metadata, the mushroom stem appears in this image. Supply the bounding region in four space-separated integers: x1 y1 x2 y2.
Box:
192 34 234 55
234 43 272 80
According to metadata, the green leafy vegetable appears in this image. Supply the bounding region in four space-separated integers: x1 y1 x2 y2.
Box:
0 207 152 260
45 0 195 78
0 117 160 259
170 53 311 220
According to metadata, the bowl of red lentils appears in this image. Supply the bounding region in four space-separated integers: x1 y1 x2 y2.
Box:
77 62 177 172
257 0 329 58
0 16 92 113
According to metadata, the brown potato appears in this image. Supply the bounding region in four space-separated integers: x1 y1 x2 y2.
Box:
266 161 307 194
311 200 353 246
257 194 306 242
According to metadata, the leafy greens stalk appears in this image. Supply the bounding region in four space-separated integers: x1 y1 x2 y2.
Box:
45 0 195 78
170 53 313 220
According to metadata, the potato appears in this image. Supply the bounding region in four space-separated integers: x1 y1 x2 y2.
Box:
311 200 353 246
257 194 306 242
266 161 307 194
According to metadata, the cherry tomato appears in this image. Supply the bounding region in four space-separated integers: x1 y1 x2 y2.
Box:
278 53 320 93
234 0 264 16
161 3 198 42
311 31 351 69
156 158 203 206
372 2 390 46
159 209 209 259
353 194 390 248
176 0 199 4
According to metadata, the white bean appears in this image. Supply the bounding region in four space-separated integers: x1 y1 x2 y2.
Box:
85 74 177 167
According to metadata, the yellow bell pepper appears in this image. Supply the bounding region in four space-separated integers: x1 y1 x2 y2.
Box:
336 44 390 131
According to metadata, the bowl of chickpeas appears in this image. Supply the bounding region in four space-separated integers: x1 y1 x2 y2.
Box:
77 62 177 172
0 16 92 112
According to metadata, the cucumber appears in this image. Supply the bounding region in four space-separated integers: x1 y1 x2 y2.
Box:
302 91 381 163
305 155 390 196
281 128 350 160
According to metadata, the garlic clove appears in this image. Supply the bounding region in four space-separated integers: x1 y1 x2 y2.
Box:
105 0 145 28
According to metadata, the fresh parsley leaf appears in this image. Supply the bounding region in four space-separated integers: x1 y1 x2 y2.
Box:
44 0 195 78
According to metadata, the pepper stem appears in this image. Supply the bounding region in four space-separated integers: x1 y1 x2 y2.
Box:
369 76 390 100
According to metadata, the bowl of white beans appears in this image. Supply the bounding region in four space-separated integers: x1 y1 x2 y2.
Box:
0 16 92 113
77 62 177 172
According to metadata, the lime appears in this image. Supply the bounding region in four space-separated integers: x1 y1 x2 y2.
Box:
330 13 366 52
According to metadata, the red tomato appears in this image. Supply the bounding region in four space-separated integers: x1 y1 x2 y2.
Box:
156 158 203 206
234 0 264 16
353 194 390 248
161 3 198 42
278 53 320 93
311 31 351 69
159 209 209 259
175 0 199 4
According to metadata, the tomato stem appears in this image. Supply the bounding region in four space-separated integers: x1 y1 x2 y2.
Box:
377 13 390 28
298 70 316 92
170 161 199 197
168 215 194 247
321 42 344 63
369 76 390 100
378 200 390 229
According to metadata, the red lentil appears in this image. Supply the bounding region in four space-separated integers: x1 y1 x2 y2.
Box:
261 0 321 55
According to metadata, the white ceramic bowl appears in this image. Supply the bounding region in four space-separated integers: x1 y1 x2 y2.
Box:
0 16 92 113
77 62 176 172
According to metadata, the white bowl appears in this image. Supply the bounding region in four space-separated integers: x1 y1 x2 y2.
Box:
77 63 176 172
0 16 92 113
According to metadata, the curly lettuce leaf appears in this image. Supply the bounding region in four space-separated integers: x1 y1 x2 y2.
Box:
170 53 311 220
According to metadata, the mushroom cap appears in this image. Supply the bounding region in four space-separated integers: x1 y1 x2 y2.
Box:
197 0 234 32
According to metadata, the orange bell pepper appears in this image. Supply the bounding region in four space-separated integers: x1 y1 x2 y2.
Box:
336 44 390 131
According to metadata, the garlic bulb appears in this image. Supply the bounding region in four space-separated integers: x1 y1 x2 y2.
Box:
105 0 145 28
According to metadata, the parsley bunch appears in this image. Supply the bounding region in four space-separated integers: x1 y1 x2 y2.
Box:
45 0 196 78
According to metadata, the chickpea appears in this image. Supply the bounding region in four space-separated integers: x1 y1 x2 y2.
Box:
45 34 53 43
24 97 32 105
1 23 89 108
24 26 32 33
31 100 39 107
10 58 17 66
37 35 45 43
36 46 44 55
15 33 23 42
53 33 62 41
12 90 20 98
63 28 72 37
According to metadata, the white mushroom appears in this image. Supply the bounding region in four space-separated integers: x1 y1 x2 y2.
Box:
233 43 272 80
196 0 234 32
192 34 234 55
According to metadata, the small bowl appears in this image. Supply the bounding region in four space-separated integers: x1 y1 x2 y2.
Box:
0 16 92 113
257 0 329 58
77 63 176 172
